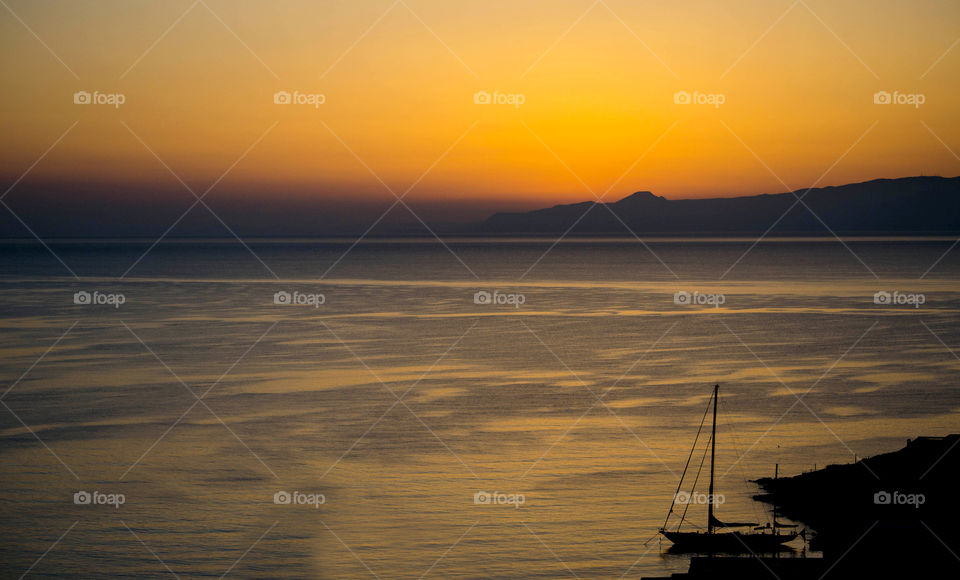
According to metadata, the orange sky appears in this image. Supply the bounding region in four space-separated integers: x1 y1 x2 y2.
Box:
2 0 959 212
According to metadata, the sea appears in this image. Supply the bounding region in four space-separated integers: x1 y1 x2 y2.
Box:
1 237 959 578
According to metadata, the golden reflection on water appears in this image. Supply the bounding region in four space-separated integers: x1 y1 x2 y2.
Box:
4 242 960 577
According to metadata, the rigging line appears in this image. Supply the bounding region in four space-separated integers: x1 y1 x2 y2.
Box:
678 430 712 530
662 393 714 530
718 396 766 522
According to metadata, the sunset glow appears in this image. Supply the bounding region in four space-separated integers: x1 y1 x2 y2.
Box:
3 0 958 219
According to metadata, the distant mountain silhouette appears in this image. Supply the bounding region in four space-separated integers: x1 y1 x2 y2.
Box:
481 176 960 235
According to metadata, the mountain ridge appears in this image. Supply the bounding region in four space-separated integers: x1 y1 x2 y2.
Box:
481 176 960 235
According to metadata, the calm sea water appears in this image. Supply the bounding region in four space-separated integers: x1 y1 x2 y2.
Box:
2 238 959 578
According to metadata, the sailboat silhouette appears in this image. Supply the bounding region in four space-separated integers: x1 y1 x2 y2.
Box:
659 384 800 552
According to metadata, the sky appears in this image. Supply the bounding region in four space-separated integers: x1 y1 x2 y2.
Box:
1 0 959 235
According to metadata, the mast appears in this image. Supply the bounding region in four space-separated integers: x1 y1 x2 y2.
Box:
773 463 779 535
707 384 718 534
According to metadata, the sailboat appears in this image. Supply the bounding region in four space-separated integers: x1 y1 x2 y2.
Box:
659 384 800 552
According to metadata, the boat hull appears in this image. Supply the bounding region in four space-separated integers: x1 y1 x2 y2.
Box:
660 530 798 553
